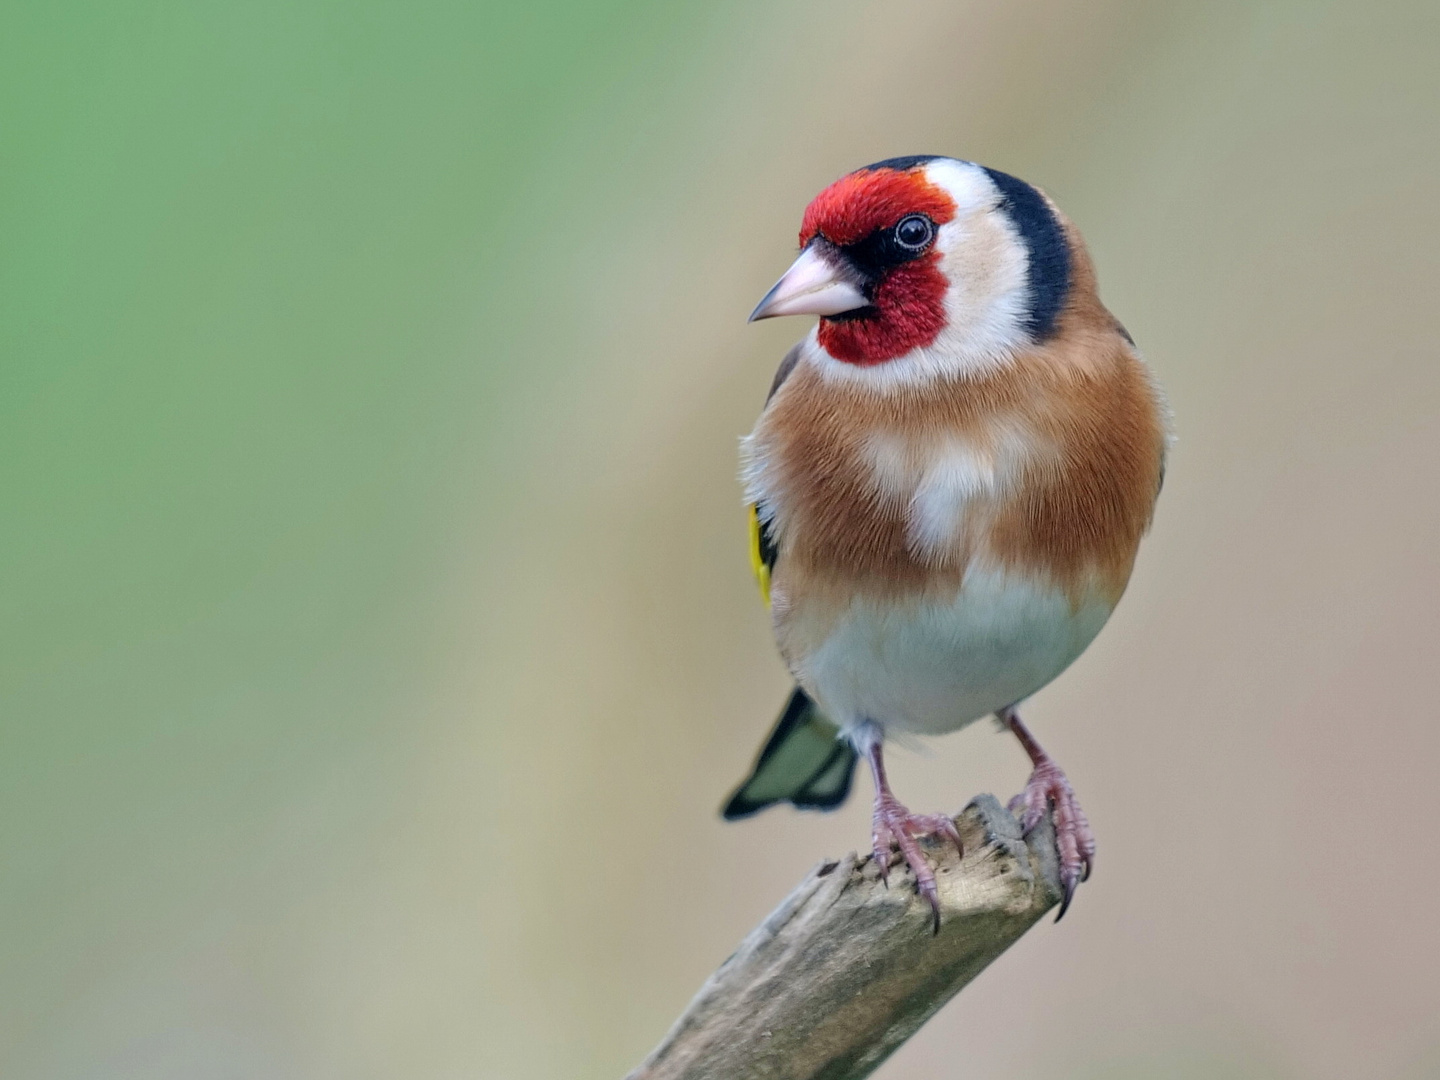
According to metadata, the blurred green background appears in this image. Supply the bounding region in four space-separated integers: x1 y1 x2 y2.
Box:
4 0 1439 1076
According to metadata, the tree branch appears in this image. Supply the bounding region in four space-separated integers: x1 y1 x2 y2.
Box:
627 795 1062 1080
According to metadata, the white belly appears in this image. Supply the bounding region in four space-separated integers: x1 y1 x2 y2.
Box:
794 568 1114 738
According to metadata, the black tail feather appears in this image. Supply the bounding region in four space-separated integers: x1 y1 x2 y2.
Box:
722 688 857 820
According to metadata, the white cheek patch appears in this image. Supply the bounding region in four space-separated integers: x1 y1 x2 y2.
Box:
932 212 1031 361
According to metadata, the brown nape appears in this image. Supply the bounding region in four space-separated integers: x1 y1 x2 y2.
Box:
752 216 1168 610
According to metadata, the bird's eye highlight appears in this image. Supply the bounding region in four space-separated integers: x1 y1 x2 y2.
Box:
894 214 934 250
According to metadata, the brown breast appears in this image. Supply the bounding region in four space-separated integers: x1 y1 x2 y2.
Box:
747 263 1168 612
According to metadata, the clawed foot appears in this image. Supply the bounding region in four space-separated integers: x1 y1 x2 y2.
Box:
1009 760 1095 921
871 794 963 933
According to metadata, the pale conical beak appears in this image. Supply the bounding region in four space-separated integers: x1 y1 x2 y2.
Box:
748 244 870 322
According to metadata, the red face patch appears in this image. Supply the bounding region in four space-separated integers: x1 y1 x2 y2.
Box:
799 168 956 248
817 260 950 365
799 167 958 366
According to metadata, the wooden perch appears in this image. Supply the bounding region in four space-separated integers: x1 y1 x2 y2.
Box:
627 795 1062 1080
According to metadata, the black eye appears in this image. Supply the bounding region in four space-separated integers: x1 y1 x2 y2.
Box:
894 214 934 250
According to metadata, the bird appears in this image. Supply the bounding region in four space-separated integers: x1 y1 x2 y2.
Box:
722 155 1168 928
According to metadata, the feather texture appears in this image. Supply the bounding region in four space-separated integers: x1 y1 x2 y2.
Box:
741 211 1167 737
722 688 856 818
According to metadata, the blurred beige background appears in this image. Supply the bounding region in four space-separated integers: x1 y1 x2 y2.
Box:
4 0 1439 1077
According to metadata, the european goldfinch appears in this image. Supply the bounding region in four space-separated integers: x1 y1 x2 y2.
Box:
723 156 1168 926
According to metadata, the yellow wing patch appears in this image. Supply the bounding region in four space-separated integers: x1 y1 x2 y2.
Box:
747 503 772 608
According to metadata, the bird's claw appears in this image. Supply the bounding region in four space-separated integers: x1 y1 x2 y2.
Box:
1010 761 1095 921
870 795 963 933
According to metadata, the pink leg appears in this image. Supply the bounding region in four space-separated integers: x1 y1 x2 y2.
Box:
1000 707 1095 921
861 731 963 933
